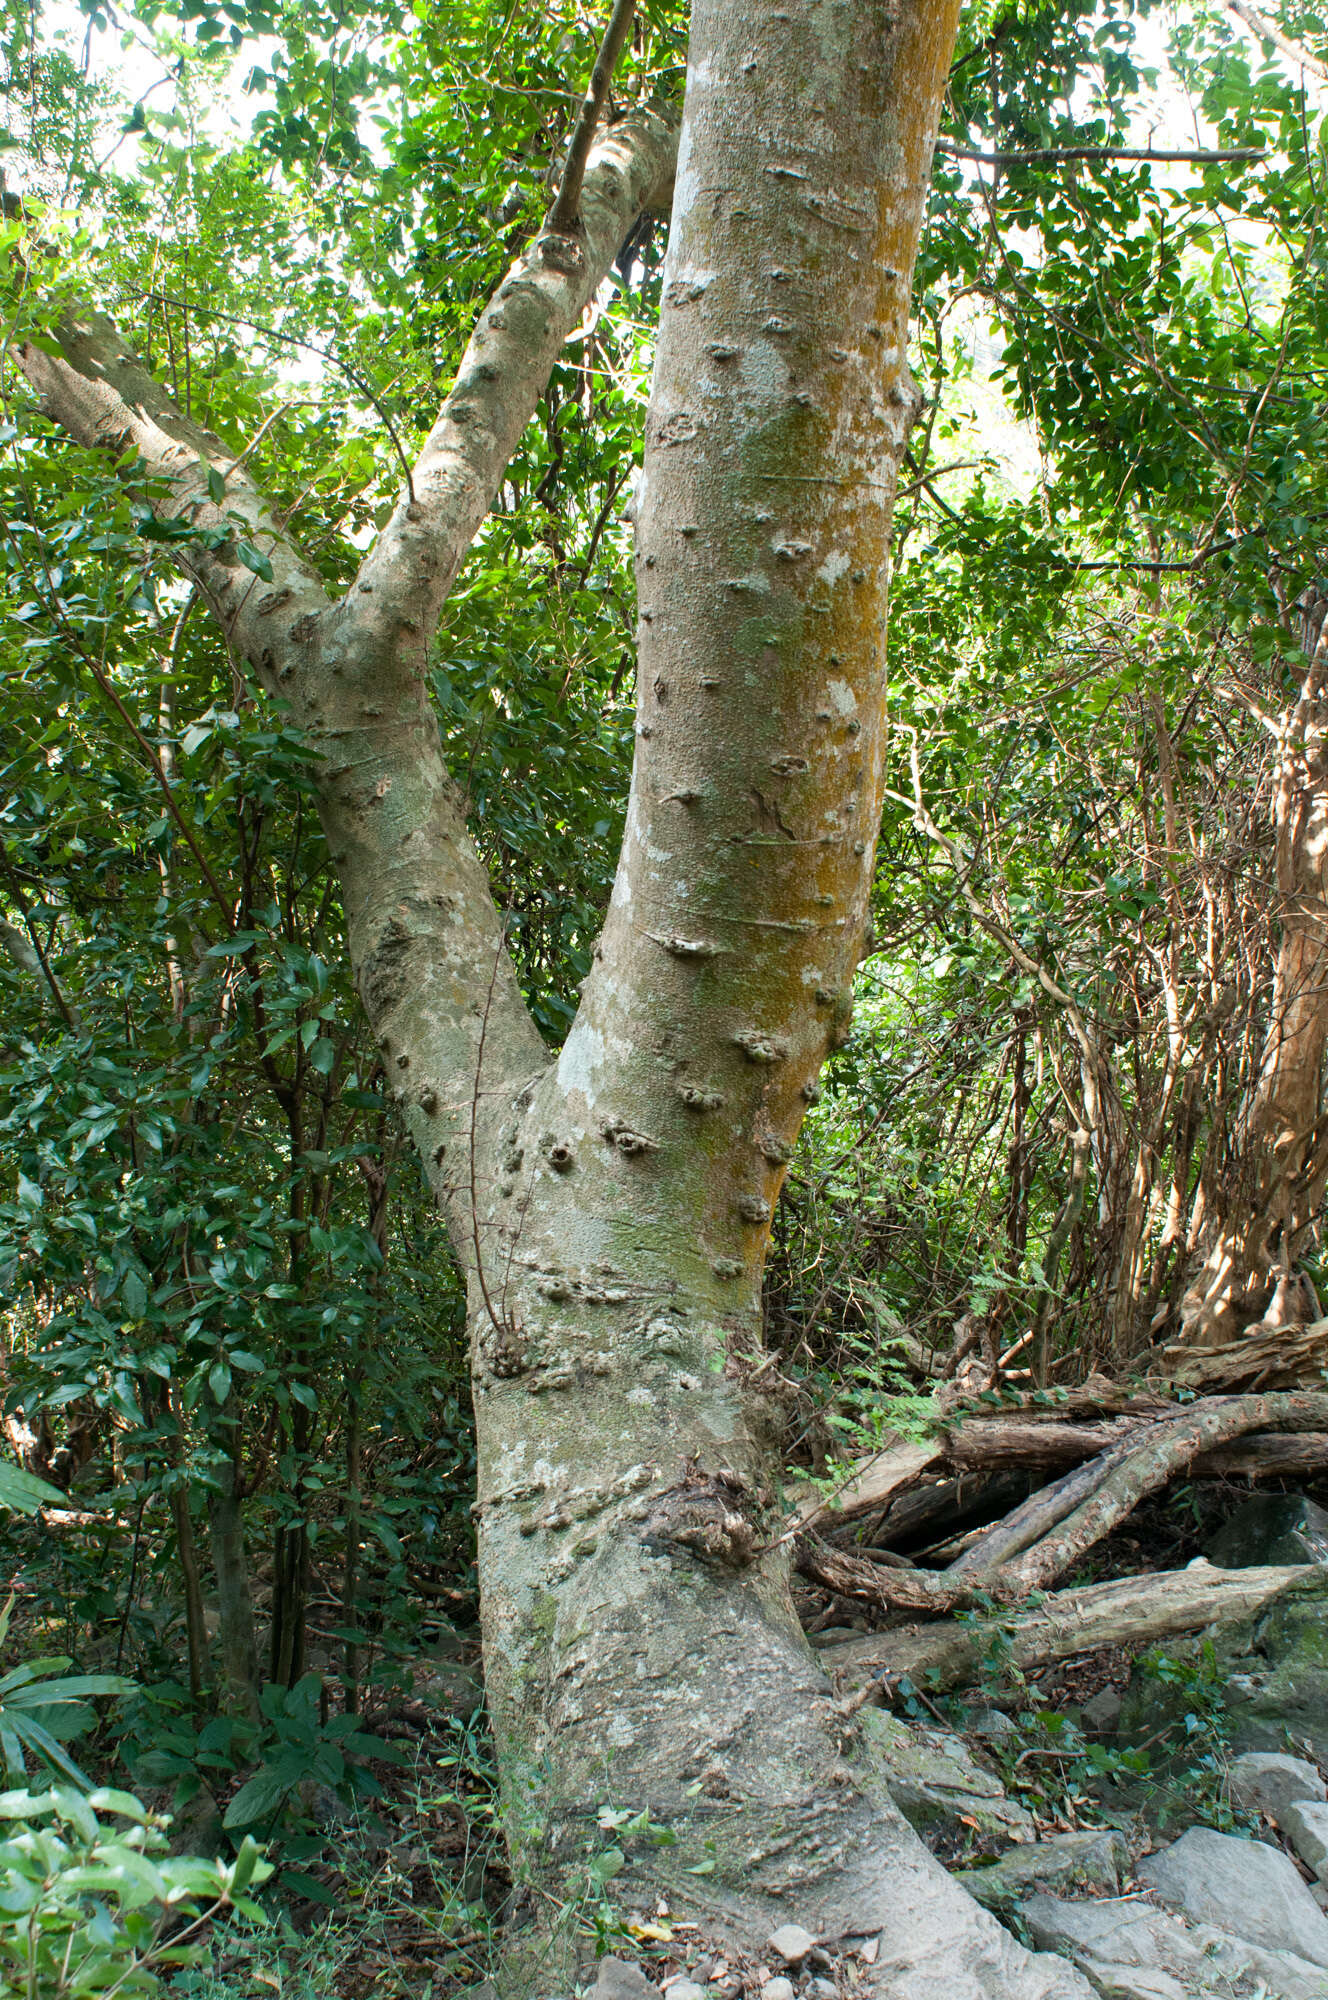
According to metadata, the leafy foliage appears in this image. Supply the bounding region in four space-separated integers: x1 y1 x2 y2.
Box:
0 1783 270 1998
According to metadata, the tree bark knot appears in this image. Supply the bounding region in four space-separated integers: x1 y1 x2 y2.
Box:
642 1461 761 1569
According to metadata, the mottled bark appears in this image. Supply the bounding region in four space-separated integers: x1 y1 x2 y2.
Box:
465 6 1085 1993
17 14 1094 1995
17 108 679 1202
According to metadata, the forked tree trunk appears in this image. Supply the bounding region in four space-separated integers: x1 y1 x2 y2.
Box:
17 4 1090 1991
464 9 1082 1993
1182 612 1328 1348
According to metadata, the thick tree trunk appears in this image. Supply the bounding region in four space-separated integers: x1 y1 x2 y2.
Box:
465 6 1085 1992
1182 613 1328 1347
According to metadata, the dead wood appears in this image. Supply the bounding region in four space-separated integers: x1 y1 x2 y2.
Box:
1197 1430 1328 1476
796 1392 1328 1621
996 1389 1328 1596
862 1471 1032 1554
945 1435 1142 1579
797 1404 1328 1537
1141 1315 1328 1393
795 1437 942 1530
821 1559 1321 1695
796 1533 974 1616
944 1418 1134 1471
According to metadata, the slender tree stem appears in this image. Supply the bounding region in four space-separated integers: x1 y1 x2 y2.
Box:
549 0 636 234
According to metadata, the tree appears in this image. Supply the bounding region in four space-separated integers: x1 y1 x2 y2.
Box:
6 0 1098 1991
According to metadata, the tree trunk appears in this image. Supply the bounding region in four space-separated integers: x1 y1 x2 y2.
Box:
465 6 1084 1991
206 1455 260 1723
1182 608 1328 1347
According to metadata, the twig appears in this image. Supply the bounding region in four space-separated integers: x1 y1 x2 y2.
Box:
549 0 637 235
937 139 1267 167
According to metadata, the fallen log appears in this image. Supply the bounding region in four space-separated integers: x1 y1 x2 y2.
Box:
797 1533 974 1617
999 1390 1328 1596
943 1419 1134 1472
1142 1315 1328 1394
1197 1430 1328 1476
795 1437 941 1530
946 1438 1142 1579
866 1471 1032 1555
798 1415 1328 1535
796 1392 1328 1620
821 1560 1322 1695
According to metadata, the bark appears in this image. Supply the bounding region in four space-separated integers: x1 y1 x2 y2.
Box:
16 15 1096 1995
17 107 679 1216
170 1487 212 1705
822 1560 1320 1694
801 1392 1328 1619
795 1404 1328 1539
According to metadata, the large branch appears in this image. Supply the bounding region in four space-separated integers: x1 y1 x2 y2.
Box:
796 1391 1328 1619
341 105 678 673
16 107 679 1212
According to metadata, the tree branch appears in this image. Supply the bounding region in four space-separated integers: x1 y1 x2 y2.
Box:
937 140 1267 167
1224 0 1328 82
342 103 678 673
824 1561 1321 1697
0 914 81 1031
13 104 680 1215
549 0 638 235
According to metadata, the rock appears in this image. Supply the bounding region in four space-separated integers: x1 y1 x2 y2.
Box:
759 1983 795 2000
1079 1687 1123 1736
1117 1570 1328 1770
1075 1968 1186 2000
807 1983 838 1999
1228 1749 1327 1825
593 1960 660 2000
964 1705 1019 1741
954 1828 1126 1910
766 1924 816 1965
661 1984 705 2000
1283 1797 1328 1880
1205 1490 1328 1567
859 1709 1035 1852
1138 1825 1328 1968
1021 1891 1328 2000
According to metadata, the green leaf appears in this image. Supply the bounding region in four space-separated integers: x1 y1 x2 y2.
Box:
223 1767 294 1829
236 540 274 582
0 1463 67 1516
